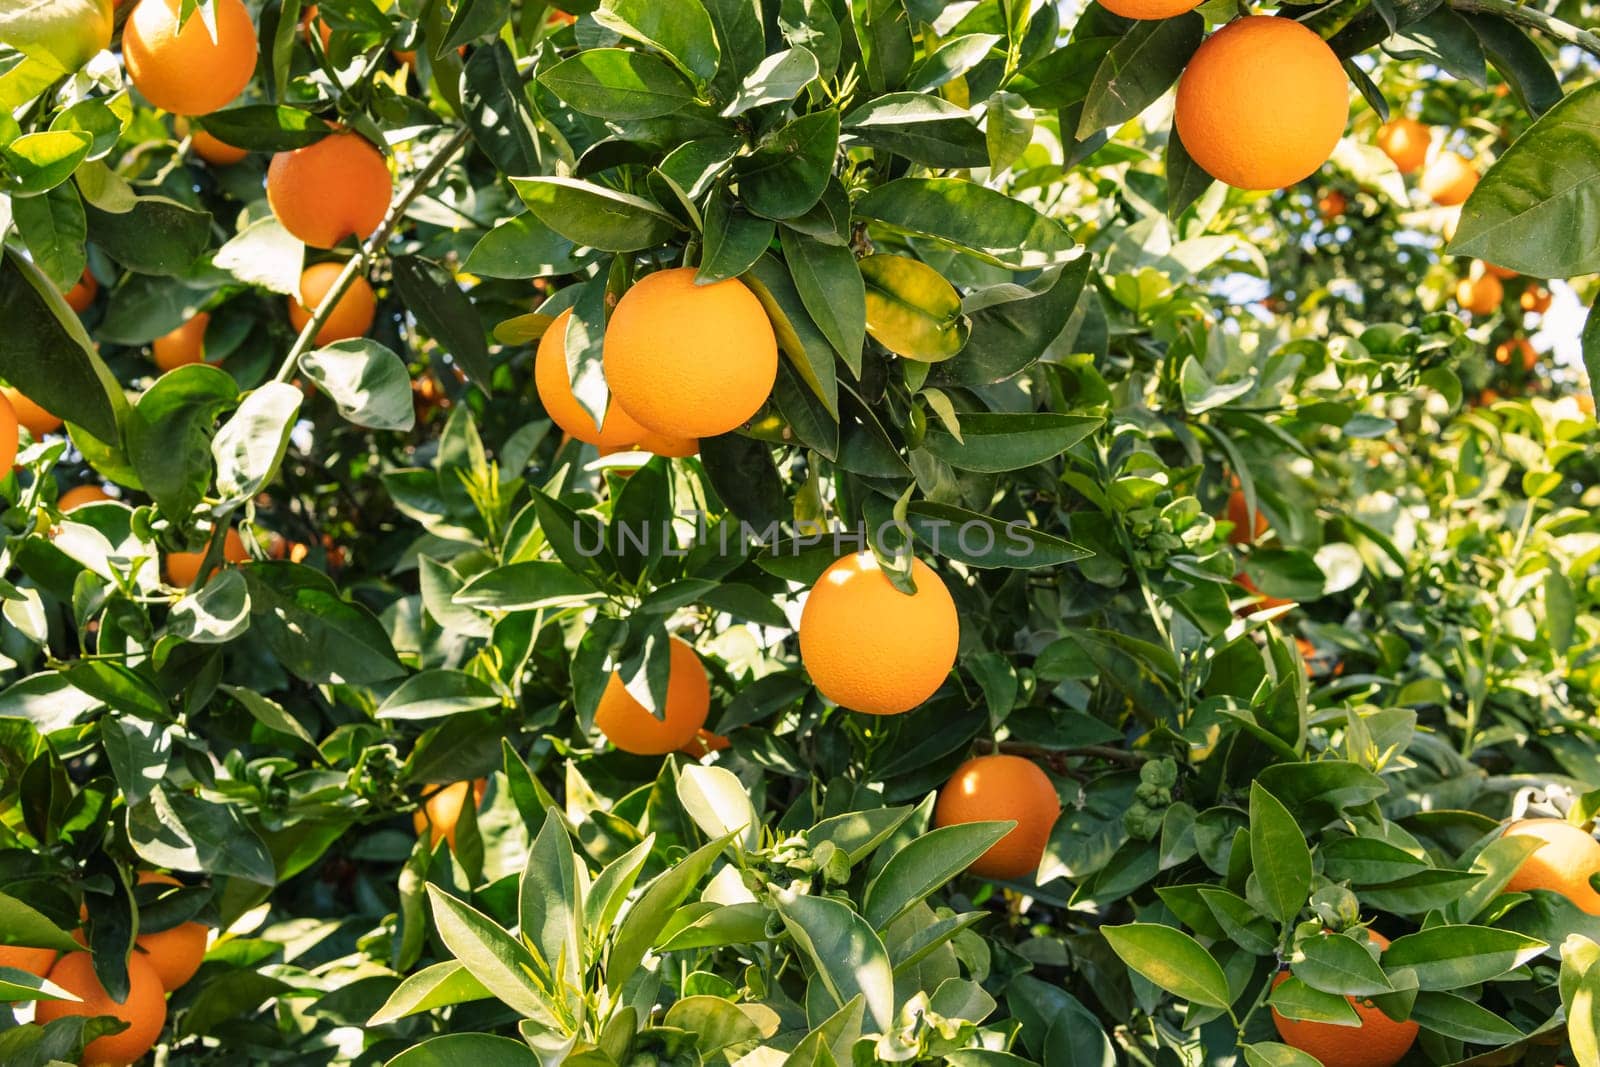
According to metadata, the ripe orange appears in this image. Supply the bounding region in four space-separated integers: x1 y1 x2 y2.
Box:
1476 388 1503 407
176 118 249 166
152 312 209 371
535 308 646 447
0 944 56 977
0 386 63 438
36 951 167 1067
412 779 488 848
65 269 98 313
123 0 258 116
680 728 731 758
1456 274 1502 316
1375 117 1430 174
636 430 699 458
1096 0 1201 18
288 263 377 346
267 132 393 249
1317 190 1348 221
934 754 1060 880
594 636 711 755
1420 151 1479 206
799 553 959 716
133 872 207 992
59 484 113 511
1226 489 1270 545
1520 284 1552 314
165 527 248 586
1503 818 1600 913
603 267 779 439
1495 338 1537 372
1173 17 1348 191
0 391 16 472
1271 931 1418 1067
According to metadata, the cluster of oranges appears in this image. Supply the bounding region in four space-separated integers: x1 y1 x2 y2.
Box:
1269 817 1600 1067
2 871 209 1067
1374 116 1480 206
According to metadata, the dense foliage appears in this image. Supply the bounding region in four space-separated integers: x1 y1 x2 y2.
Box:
2 0 1600 1065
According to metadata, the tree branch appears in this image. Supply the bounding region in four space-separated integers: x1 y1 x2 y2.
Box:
1448 0 1600 61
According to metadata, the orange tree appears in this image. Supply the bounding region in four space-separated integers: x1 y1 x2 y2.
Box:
2 0 1600 1065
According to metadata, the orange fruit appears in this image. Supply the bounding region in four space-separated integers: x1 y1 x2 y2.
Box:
1495 338 1537 372
176 118 249 166
1520 284 1552 314
0 391 16 472
934 755 1060 880
636 430 699 458
1271 931 1418 1067
1456 274 1502 316
59 485 113 511
1173 17 1348 191
1375 117 1430 174
152 312 209 371
1482 262 1518 280
1317 189 1347 221
1420 151 1479 206
535 308 647 447
1578 393 1595 417
412 779 488 848
1096 0 1201 17
123 0 258 116
133 873 207 992
1226 489 1270 545
288 263 377 346
65 270 98 313
0 386 63 438
1503 818 1600 913
36 950 167 1067
594 636 711 755
604 267 779 439
0 944 57 977
266 132 393 249
164 527 248 586
1476 388 1503 407
799 553 959 716
680 728 731 758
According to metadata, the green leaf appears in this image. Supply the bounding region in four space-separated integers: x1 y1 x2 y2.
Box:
1295 932 1392 997
1077 13 1202 139
854 178 1076 269
197 106 334 151
594 0 722 85
126 363 238 521
300 339 416 432
1242 1043 1324 1067
461 43 543 177
1381 927 1547 990
842 92 988 167
424 887 560 1025
244 563 405 685
1101 923 1232 1010
1408 991 1524 1044
12 181 85 291
84 194 211 276
1267 974 1361 1024
846 0 912 94
1449 80 1600 276
859 253 969 362
0 0 112 73
520 810 582 995
862 822 1013 929
700 193 775 284
677 764 758 848
169 565 251 645
465 214 581 279
934 257 1091 387
454 561 604 612
722 46 819 115
377 671 501 720
735 109 839 220
212 382 303 506
1166 128 1215 221
127 784 276 885
743 252 840 411
1249 781 1312 925
782 230 865 366
541 49 695 120
0 248 126 444
1464 13 1561 116
513 176 682 252
391 256 493 394
0 893 83 953
606 833 735 988
2 130 91 195
368 962 491 1026
214 216 303 295
920 412 1102 473
775 889 895 1031
906 501 1093 569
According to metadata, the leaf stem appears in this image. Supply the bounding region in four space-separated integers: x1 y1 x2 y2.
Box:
1449 0 1600 60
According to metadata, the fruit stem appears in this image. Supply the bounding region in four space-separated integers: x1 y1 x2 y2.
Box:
270 123 476 387
1449 0 1600 59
